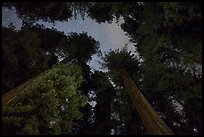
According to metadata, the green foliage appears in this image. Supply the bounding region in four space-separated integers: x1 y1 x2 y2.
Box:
2 26 51 94
2 63 87 135
2 2 202 135
98 50 147 134
2 23 100 95
66 32 100 63
134 2 202 134
137 2 202 65
102 48 140 86
92 71 144 135
91 71 115 134
95 2 202 135
2 22 100 135
2 24 67 94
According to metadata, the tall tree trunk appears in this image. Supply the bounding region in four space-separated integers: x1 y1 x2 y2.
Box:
2 57 71 106
120 69 174 135
2 74 40 106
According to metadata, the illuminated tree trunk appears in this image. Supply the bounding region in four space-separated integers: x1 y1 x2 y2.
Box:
2 57 71 106
2 74 39 106
120 69 174 135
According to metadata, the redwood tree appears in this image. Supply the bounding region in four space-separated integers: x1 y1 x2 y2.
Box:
102 48 174 135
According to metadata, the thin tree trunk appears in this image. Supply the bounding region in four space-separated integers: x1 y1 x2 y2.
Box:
120 69 174 135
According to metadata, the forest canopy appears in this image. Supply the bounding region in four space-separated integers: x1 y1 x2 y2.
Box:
2 2 202 135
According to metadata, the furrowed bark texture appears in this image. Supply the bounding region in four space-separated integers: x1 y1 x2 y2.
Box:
121 69 174 135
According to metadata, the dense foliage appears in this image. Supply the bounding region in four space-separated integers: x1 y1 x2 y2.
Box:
2 63 86 135
2 24 99 95
2 2 202 135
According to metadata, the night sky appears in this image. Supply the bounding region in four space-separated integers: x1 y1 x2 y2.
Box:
2 7 137 72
